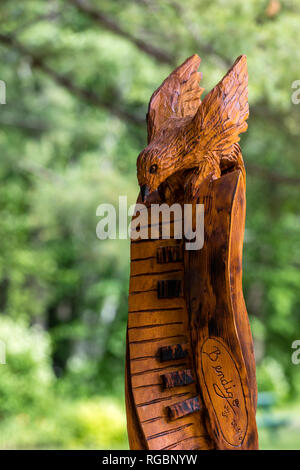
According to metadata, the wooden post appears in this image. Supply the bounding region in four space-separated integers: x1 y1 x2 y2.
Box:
126 54 258 450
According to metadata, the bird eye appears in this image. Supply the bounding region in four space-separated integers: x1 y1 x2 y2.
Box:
149 164 158 174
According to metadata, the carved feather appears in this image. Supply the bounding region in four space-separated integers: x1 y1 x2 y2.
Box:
196 55 249 156
147 54 204 143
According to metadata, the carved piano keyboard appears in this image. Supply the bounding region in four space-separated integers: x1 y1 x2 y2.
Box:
126 201 213 450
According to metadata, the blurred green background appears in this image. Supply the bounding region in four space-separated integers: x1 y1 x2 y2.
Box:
0 0 299 449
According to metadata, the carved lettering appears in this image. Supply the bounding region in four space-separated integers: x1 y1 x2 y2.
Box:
201 337 248 447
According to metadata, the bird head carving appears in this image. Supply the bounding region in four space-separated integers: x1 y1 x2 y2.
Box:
137 126 187 200
137 144 168 201
137 54 248 203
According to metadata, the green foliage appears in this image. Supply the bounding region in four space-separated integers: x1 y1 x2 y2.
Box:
0 317 128 449
0 395 128 449
0 317 54 417
256 357 289 399
0 0 300 449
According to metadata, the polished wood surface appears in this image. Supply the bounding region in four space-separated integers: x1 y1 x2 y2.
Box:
184 171 258 449
125 54 258 450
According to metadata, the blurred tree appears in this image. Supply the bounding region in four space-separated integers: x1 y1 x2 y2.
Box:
0 0 299 403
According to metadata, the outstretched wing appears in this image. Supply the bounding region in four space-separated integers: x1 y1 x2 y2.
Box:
196 55 249 156
147 54 204 143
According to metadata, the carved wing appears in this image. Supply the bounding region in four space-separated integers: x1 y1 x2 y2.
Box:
147 54 204 143
196 55 249 156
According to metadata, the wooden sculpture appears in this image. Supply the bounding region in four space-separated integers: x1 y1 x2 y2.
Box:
125 54 259 450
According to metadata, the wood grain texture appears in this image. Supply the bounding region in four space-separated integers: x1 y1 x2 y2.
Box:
125 54 258 450
167 396 201 420
159 343 189 362
184 171 258 449
161 369 194 390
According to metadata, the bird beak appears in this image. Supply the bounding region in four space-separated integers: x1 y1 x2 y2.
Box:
140 184 150 203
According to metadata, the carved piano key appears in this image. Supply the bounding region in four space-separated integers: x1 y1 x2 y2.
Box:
161 369 194 389
158 343 189 363
157 279 181 299
167 396 201 420
157 245 182 264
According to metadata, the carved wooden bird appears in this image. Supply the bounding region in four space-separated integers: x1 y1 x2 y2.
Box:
137 54 248 203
